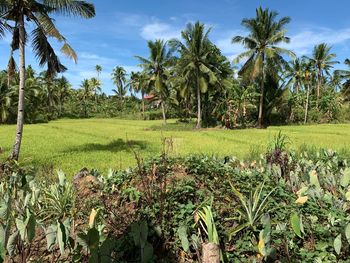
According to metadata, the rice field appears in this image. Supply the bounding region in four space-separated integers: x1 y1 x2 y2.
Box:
0 118 349 177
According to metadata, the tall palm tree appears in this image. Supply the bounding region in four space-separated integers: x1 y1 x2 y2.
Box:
80 79 93 117
232 7 294 128
55 76 71 116
301 60 315 124
1 0 95 160
0 72 12 123
170 22 218 129
306 43 338 102
111 66 127 98
129 71 150 118
95 64 102 79
334 59 350 101
136 40 172 125
285 58 303 93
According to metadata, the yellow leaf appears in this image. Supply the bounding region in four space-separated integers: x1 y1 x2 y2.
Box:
258 238 265 256
295 196 308 204
346 189 350 201
89 208 98 228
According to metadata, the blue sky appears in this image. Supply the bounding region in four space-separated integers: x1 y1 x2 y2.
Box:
1 0 350 94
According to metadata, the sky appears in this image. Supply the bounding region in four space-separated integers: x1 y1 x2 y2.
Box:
1 0 350 94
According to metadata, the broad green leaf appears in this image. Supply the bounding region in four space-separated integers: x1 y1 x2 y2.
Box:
177 225 189 253
290 213 303 238
0 200 9 220
334 234 342 255
309 170 321 190
0 224 5 249
76 233 89 249
46 225 57 251
57 170 66 187
142 242 153 263
26 214 36 243
341 168 350 187
57 221 66 254
345 224 350 245
87 228 99 249
6 231 18 257
15 219 26 241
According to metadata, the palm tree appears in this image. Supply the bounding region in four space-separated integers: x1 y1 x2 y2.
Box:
170 22 218 129
306 43 338 102
136 40 172 125
285 58 303 93
0 72 12 123
301 60 315 124
80 79 93 117
129 71 150 118
1 0 95 160
111 66 127 98
55 76 71 116
335 59 350 101
232 7 294 128
95 64 102 79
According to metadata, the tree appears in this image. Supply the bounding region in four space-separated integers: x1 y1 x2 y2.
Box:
335 59 350 101
136 40 172 125
56 76 71 117
0 71 12 123
80 79 93 117
306 43 338 102
232 7 294 128
129 71 151 118
301 60 315 124
95 64 102 79
1 0 95 160
170 22 219 129
285 58 303 93
111 66 127 98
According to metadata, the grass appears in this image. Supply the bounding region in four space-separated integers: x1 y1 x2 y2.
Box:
1 118 350 177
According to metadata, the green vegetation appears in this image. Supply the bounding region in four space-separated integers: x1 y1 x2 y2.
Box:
0 119 349 175
1 147 350 262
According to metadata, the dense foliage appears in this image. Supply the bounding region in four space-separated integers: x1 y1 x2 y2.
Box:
1 7 350 129
0 144 349 262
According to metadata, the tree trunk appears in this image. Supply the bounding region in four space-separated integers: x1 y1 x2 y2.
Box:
141 90 145 119
202 243 220 263
304 84 310 124
196 75 202 129
316 69 321 108
161 99 167 125
258 57 265 128
10 14 26 161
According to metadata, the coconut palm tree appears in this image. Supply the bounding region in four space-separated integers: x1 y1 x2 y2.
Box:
170 22 219 129
55 76 71 116
1 0 95 160
232 7 294 128
0 72 12 123
285 58 304 93
335 59 350 101
95 64 102 79
136 40 172 125
306 43 338 102
129 71 151 118
80 79 94 117
301 60 315 124
111 66 127 98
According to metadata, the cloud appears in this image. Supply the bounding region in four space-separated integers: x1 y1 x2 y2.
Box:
282 27 350 56
140 22 181 40
215 30 247 61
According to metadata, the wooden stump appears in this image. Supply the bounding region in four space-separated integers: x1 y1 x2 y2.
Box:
202 243 220 263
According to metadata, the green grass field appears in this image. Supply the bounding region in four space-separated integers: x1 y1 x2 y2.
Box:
1 118 349 176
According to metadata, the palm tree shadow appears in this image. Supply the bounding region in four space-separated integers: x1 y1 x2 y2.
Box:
64 139 149 153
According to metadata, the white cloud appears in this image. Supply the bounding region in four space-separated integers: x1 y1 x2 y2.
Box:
140 22 181 40
282 27 350 56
